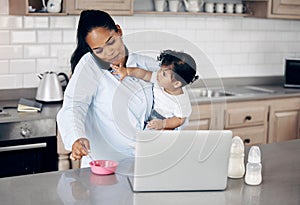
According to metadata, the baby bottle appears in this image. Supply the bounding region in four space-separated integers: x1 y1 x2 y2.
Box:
245 146 262 185
228 136 245 178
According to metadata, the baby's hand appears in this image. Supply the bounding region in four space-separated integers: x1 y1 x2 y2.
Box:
110 63 128 81
147 119 165 130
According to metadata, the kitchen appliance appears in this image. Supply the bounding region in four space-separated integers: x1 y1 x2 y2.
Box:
36 71 69 102
0 118 58 178
284 58 300 88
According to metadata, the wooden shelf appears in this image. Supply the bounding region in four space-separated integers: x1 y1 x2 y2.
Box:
134 11 252 17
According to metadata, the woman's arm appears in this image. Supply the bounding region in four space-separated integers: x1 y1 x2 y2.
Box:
147 117 186 130
111 64 152 82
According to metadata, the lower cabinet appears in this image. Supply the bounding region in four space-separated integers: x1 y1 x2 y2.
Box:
184 103 225 130
268 98 300 143
229 126 267 145
187 96 300 145
224 101 269 146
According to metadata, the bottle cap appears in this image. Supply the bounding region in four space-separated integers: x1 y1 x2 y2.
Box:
230 136 244 154
248 146 261 163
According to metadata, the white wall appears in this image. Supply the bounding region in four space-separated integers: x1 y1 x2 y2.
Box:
0 0 300 89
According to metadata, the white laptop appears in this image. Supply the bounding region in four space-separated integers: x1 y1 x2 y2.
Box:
128 130 232 192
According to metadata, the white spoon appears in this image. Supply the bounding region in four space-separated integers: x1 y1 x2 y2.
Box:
80 140 95 165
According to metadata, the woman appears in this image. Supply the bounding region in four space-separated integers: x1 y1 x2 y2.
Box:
57 10 159 167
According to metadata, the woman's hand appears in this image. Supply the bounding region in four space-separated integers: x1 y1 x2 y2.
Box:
110 63 128 81
70 138 90 161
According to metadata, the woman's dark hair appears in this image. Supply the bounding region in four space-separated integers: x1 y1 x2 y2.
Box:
70 10 118 73
157 50 199 86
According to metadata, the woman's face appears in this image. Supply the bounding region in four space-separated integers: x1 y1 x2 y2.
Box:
86 27 126 66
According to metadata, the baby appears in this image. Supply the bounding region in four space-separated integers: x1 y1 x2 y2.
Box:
111 50 198 130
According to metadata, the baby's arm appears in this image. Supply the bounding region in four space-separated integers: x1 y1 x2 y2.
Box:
111 64 152 82
147 117 186 130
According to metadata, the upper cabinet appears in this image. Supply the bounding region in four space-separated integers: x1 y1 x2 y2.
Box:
244 0 300 20
9 0 67 16
66 0 133 16
9 0 133 16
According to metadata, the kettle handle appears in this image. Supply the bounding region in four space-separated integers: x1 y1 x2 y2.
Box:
57 72 69 85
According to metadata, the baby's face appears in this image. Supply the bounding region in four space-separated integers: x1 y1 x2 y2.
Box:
156 66 175 90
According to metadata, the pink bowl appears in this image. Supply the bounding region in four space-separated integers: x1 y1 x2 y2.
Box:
89 160 118 175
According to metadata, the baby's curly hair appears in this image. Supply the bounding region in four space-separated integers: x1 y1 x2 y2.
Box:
157 50 199 86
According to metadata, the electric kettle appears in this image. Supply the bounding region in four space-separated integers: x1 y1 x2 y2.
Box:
36 71 69 102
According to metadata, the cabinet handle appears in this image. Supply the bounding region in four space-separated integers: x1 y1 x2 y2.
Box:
0 143 47 152
245 115 252 121
244 139 251 144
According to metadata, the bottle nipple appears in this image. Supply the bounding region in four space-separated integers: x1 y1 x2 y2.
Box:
248 146 261 163
231 136 244 155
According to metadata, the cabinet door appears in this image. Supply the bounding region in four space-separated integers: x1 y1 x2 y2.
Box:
225 102 268 129
272 0 300 16
184 103 224 130
269 98 300 143
67 0 133 15
230 126 267 146
184 104 211 130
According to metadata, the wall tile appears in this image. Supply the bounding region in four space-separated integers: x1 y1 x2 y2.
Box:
291 21 300 31
242 18 259 31
24 45 49 58
274 20 291 31
0 31 9 44
223 42 241 54
37 30 62 43
213 54 232 66
0 45 23 59
50 17 75 29
258 19 275 31
0 74 23 89
249 53 265 65
0 60 9 74
206 17 224 30
50 44 75 57
231 53 249 65
24 17 49 28
145 16 166 29
63 30 76 43
23 73 39 88
264 53 284 64
123 16 145 29
249 31 266 42
0 16 22 29
37 58 59 73
10 59 36 73
186 17 205 30
11 31 36 43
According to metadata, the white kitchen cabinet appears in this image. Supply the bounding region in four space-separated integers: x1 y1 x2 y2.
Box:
268 97 300 143
244 0 300 20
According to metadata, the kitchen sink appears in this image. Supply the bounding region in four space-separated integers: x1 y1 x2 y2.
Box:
188 85 279 99
188 88 236 98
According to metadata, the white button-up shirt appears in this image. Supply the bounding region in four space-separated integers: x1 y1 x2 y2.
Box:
57 52 159 167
